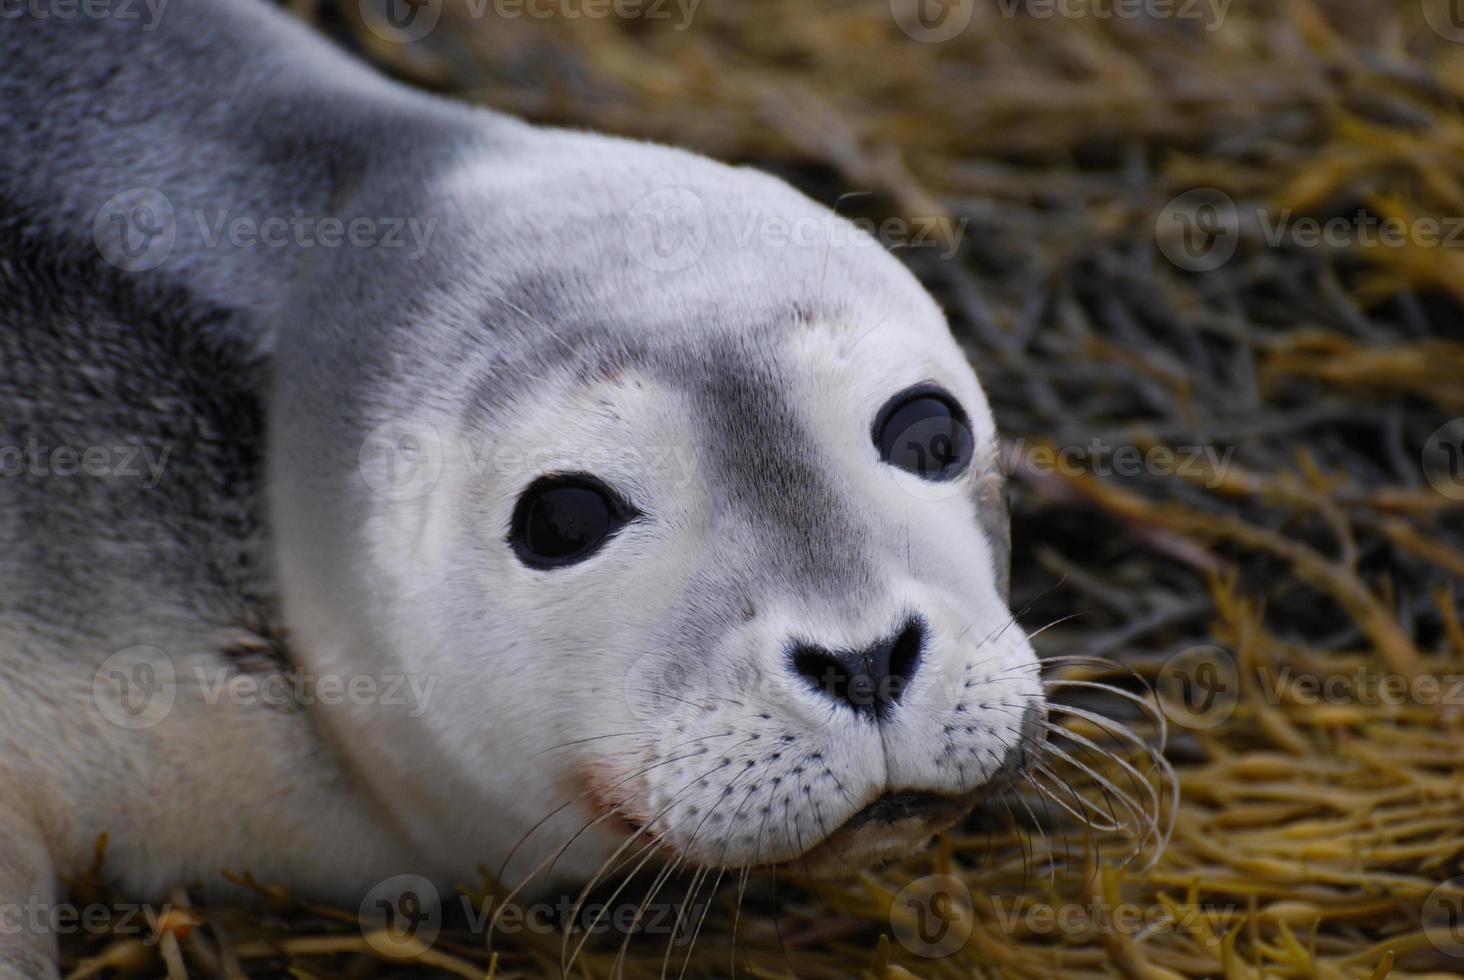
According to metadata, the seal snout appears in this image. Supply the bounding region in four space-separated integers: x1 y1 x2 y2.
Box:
788 616 927 719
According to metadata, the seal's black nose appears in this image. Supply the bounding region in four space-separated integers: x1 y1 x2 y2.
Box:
790 617 925 720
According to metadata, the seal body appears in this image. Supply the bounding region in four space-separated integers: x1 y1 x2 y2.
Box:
0 2 1043 973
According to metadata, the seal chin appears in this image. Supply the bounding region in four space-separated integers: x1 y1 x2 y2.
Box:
580 781 977 875
776 791 975 877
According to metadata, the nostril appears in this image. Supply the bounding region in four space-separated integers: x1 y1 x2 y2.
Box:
884 618 925 699
791 647 854 706
788 616 926 721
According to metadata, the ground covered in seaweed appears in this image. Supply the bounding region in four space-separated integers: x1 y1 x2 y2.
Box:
62 0 1464 976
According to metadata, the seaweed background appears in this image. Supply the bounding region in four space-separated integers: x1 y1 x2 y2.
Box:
62 0 1464 976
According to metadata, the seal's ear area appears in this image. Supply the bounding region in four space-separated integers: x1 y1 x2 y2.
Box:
973 462 1011 604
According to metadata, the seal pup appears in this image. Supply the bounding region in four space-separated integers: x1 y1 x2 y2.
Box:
0 0 1045 973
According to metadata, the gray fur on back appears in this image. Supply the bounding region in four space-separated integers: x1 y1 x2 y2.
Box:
0 0 512 644
0 0 518 353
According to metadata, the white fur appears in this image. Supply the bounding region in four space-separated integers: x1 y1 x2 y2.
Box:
0 2 1043 973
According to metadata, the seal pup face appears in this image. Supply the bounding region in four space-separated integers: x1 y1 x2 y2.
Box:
537 322 1045 874
270 133 1045 888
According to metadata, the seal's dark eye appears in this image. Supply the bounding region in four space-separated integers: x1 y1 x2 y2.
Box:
510 475 636 569
874 386 974 481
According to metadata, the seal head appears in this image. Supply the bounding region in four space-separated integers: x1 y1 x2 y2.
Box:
269 132 1045 886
